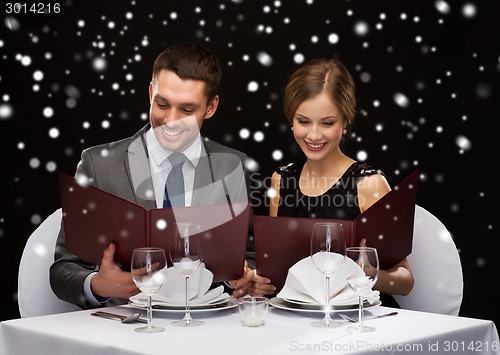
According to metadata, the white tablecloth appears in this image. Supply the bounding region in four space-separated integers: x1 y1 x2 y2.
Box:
1 305 499 355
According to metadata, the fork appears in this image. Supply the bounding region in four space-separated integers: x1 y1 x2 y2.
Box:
339 311 398 323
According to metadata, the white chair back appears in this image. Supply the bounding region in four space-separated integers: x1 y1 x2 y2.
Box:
18 208 80 317
393 205 463 315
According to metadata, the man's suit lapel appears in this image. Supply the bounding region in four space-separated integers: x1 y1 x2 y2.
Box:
192 141 249 208
125 124 156 209
192 142 219 206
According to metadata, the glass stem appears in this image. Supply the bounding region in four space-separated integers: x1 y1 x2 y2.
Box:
324 276 332 322
147 294 153 328
185 275 191 319
358 294 363 328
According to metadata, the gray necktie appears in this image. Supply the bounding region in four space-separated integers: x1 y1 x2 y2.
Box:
163 152 187 208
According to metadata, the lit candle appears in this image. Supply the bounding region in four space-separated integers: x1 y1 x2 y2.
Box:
238 296 268 327
242 313 265 327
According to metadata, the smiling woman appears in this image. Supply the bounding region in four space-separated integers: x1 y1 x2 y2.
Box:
249 58 414 308
291 93 346 169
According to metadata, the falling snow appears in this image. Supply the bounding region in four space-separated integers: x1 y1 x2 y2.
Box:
0 104 13 119
393 93 410 108
256 51 273 67
1 0 498 324
247 81 259 92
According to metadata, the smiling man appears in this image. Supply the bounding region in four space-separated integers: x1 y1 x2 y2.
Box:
50 43 254 309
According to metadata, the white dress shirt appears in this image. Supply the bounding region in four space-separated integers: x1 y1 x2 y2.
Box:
145 127 202 208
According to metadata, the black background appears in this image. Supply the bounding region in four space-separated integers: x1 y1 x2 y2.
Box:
1 0 498 326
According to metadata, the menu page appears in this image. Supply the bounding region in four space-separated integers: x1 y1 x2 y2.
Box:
58 172 251 280
254 170 418 294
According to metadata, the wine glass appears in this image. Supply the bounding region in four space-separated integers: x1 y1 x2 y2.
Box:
131 247 167 333
345 247 379 332
169 222 204 327
310 222 346 327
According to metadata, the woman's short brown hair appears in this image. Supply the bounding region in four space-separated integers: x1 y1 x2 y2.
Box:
283 58 356 128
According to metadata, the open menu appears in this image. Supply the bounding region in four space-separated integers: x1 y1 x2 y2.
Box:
57 172 251 282
254 170 419 294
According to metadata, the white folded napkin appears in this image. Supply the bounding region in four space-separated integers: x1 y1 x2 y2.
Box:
277 255 380 306
130 263 228 306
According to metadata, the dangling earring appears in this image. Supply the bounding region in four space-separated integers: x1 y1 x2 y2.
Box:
343 128 347 135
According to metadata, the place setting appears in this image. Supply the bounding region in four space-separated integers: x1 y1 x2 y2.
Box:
125 222 384 333
128 266 236 313
268 222 384 331
129 223 237 331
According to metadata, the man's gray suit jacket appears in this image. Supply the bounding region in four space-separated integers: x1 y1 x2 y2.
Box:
50 123 250 308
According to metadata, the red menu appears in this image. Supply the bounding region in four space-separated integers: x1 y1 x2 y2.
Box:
254 170 418 293
58 172 250 282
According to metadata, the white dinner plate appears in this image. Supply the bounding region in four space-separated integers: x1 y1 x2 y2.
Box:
129 297 238 313
130 293 230 308
283 297 361 307
270 297 381 313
